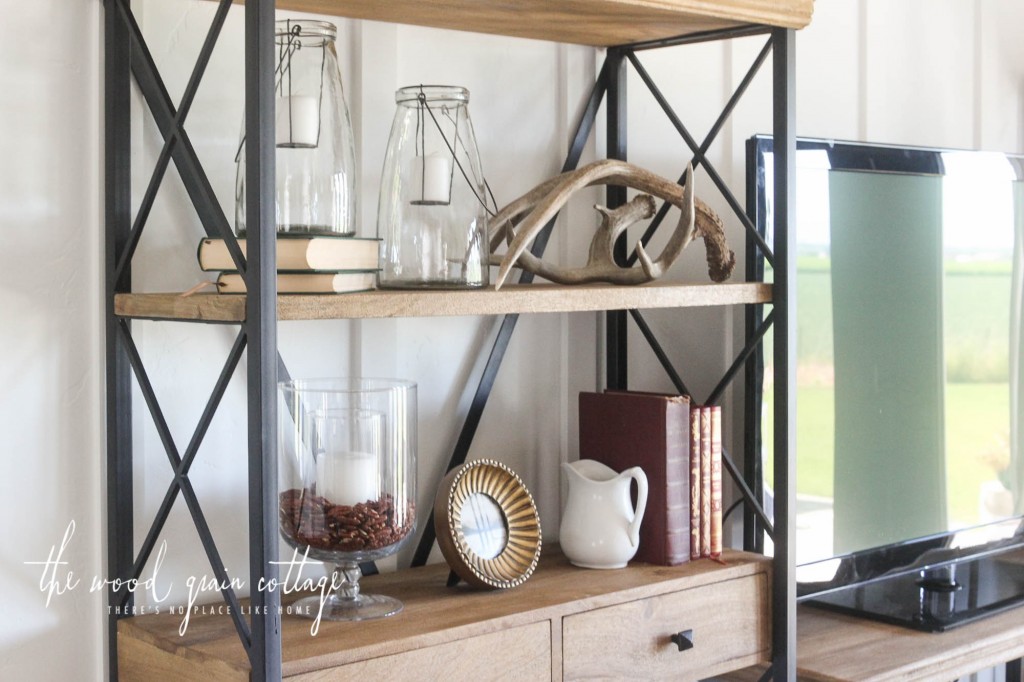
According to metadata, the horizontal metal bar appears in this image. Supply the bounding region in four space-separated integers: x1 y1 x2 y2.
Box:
623 24 771 51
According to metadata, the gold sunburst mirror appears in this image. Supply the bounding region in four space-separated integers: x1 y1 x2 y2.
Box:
434 460 542 589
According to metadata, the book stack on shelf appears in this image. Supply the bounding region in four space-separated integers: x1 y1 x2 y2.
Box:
197 235 380 294
579 390 723 565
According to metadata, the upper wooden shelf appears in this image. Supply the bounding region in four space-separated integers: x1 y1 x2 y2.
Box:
114 281 772 322
223 0 813 47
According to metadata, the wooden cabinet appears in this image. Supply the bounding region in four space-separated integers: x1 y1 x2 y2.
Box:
117 550 770 680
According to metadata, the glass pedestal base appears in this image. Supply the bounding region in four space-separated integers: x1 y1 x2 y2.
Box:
291 561 403 623
293 592 403 622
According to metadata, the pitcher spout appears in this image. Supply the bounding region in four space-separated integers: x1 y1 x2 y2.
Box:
564 459 619 483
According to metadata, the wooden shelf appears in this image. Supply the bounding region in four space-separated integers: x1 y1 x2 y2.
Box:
114 281 773 323
794 602 1024 681
118 549 770 679
728 597 1024 681
219 0 813 47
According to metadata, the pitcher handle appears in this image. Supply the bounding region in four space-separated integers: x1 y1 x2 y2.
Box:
624 467 649 548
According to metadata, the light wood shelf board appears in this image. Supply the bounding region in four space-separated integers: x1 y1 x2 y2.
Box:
794 603 1024 682
216 0 813 47
114 281 772 322
117 549 769 678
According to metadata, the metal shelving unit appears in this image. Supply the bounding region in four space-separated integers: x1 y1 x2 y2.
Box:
103 1 806 679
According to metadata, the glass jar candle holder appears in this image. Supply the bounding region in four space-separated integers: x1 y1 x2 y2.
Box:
278 378 416 621
377 85 489 288
235 19 357 237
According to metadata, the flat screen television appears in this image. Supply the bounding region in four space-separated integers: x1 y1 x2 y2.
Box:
747 136 1024 631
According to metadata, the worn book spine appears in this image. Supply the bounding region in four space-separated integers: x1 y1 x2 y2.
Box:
690 406 701 561
710 405 723 559
700 405 712 558
578 391 691 565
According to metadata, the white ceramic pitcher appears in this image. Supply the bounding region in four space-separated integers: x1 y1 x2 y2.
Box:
559 459 648 569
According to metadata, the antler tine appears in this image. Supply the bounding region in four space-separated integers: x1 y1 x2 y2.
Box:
495 161 627 289
645 162 697 279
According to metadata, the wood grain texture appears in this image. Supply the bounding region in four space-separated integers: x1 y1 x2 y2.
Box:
114 282 772 322
117 619 249 682
287 622 551 680
213 0 813 46
562 573 769 680
117 548 769 679
795 604 1024 682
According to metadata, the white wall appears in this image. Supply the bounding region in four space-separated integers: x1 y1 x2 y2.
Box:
2 1 1022 679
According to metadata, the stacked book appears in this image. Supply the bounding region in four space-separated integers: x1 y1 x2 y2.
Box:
197 235 380 294
579 390 723 565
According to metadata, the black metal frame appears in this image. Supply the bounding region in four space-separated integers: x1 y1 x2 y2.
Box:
104 6 795 679
104 0 280 678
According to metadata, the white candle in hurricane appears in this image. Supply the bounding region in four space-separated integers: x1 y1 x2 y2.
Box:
413 152 452 204
316 450 379 507
276 95 319 148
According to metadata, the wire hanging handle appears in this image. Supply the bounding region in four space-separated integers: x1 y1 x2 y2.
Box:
234 22 309 162
416 87 498 218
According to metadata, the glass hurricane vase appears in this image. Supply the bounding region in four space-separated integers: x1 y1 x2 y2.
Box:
278 378 416 621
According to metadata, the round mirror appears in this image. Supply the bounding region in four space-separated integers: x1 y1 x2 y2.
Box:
461 493 508 559
433 459 542 589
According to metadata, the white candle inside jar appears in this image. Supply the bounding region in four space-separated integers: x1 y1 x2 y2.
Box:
276 95 319 148
316 450 379 506
412 152 452 204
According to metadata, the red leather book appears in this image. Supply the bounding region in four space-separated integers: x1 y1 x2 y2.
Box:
578 390 691 566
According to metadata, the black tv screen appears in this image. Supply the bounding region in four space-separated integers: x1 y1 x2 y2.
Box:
748 136 1024 630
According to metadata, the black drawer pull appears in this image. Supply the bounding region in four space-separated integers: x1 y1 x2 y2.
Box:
670 629 694 652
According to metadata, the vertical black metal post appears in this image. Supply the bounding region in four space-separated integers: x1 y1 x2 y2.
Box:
104 1 132 677
771 27 797 682
744 139 765 554
606 48 628 390
245 0 280 678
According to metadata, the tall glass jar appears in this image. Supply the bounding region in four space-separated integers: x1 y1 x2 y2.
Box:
235 19 356 237
377 86 489 288
278 378 417 621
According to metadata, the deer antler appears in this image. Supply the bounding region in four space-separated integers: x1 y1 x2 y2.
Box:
489 160 734 289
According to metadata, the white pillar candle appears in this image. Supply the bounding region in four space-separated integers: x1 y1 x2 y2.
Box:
316 450 379 506
276 95 319 148
412 152 452 204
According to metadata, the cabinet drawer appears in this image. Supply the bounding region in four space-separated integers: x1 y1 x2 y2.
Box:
562 572 768 681
288 621 551 681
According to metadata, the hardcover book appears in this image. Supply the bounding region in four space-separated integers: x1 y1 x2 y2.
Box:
216 271 376 295
197 235 380 272
700 405 712 558
710 405 723 558
690 407 701 560
578 390 691 566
